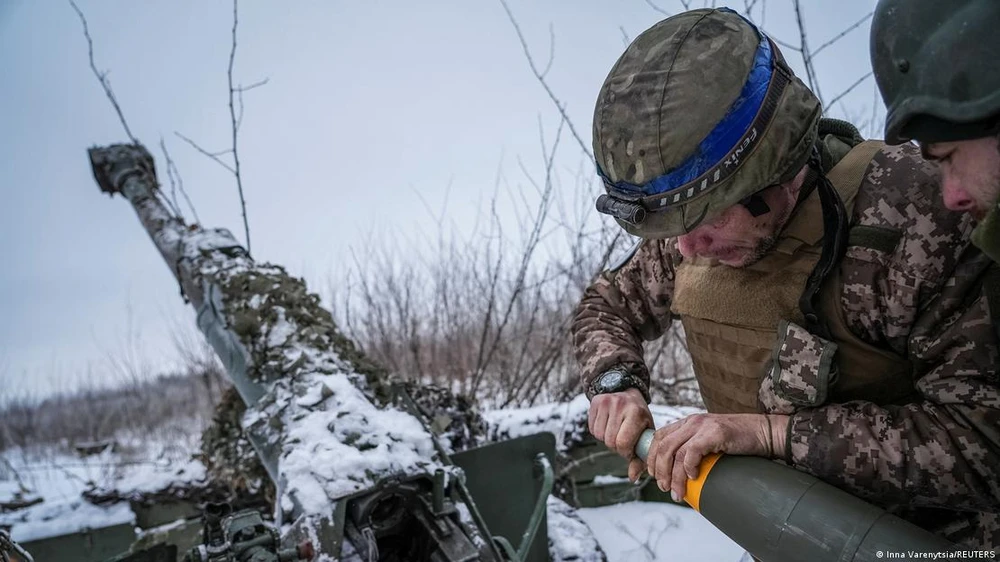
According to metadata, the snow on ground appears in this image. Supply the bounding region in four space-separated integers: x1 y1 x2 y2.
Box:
578 502 745 562
0 448 136 542
2 496 134 543
547 496 605 562
1 398 737 560
0 419 206 542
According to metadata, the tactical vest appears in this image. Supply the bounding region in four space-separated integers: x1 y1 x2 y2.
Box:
670 141 919 415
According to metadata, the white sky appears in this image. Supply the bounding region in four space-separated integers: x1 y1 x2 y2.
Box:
0 0 880 397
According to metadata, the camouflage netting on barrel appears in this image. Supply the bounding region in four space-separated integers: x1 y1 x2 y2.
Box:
200 382 488 514
199 386 275 506
193 263 488 511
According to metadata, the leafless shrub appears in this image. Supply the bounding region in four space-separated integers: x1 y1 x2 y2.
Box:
172 0 266 252
0 371 221 453
329 124 696 409
614 512 681 562
331 0 875 410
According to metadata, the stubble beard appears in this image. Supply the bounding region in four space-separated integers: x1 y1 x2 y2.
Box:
726 201 795 268
724 234 778 268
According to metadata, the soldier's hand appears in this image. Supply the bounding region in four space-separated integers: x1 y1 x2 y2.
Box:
588 388 654 482
645 413 789 503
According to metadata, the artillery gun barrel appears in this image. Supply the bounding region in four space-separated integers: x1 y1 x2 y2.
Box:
87 144 506 560
635 429 956 562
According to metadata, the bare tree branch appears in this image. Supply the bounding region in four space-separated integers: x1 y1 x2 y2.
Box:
541 23 556 79
619 25 631 46
770 35 803 53
156 139 184 219
235 77 270 133
69 0 137 144
811 11 873 58
228 0 252 255
159 138 200 224
499 0 594 161
644 0 671 17
174 132 236 174
235 79 270 94
0 454 30 495
792 0 823 104
474 116 564 399
825 71 872 109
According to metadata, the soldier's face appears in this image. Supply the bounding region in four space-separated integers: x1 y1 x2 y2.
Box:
922 137 1000 220
676 167 805 267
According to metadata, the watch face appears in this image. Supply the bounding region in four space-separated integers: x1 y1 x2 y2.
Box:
598 370 625 393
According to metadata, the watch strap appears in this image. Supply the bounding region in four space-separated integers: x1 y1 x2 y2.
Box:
586 368 651 403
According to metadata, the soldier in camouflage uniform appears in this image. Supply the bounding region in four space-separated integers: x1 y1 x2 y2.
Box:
574 8 1000 550
870 0 1000 264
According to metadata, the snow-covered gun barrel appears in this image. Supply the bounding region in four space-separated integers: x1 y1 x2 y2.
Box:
87 143 555 562
634 429 956 561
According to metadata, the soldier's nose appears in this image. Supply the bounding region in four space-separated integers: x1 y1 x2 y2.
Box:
941 175 976 213
678 229 716 256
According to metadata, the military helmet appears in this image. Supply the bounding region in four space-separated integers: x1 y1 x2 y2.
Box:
871 0 1000 144
592 8 821 239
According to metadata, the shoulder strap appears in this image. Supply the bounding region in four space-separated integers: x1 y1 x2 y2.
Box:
824 140 884 213
783 140 885 247
799 140 883 338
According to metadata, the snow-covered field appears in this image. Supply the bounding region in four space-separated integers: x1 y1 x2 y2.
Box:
579 502 744 561
0 397 742 561
0 423 206 543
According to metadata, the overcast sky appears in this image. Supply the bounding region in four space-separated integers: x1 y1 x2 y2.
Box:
0 0 879 397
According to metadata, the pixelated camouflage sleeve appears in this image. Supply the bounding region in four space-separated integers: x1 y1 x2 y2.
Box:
572 239 678 399
786 144 1000 512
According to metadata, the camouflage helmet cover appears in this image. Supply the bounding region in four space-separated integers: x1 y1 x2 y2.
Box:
593 8 821 238
871 0 1000 144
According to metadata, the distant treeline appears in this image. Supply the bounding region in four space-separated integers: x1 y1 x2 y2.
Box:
0 364 226 452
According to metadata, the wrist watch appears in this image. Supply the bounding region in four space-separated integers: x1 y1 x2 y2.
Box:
588 368 651 403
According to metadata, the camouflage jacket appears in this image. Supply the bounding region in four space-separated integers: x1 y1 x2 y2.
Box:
572 143 1000 547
